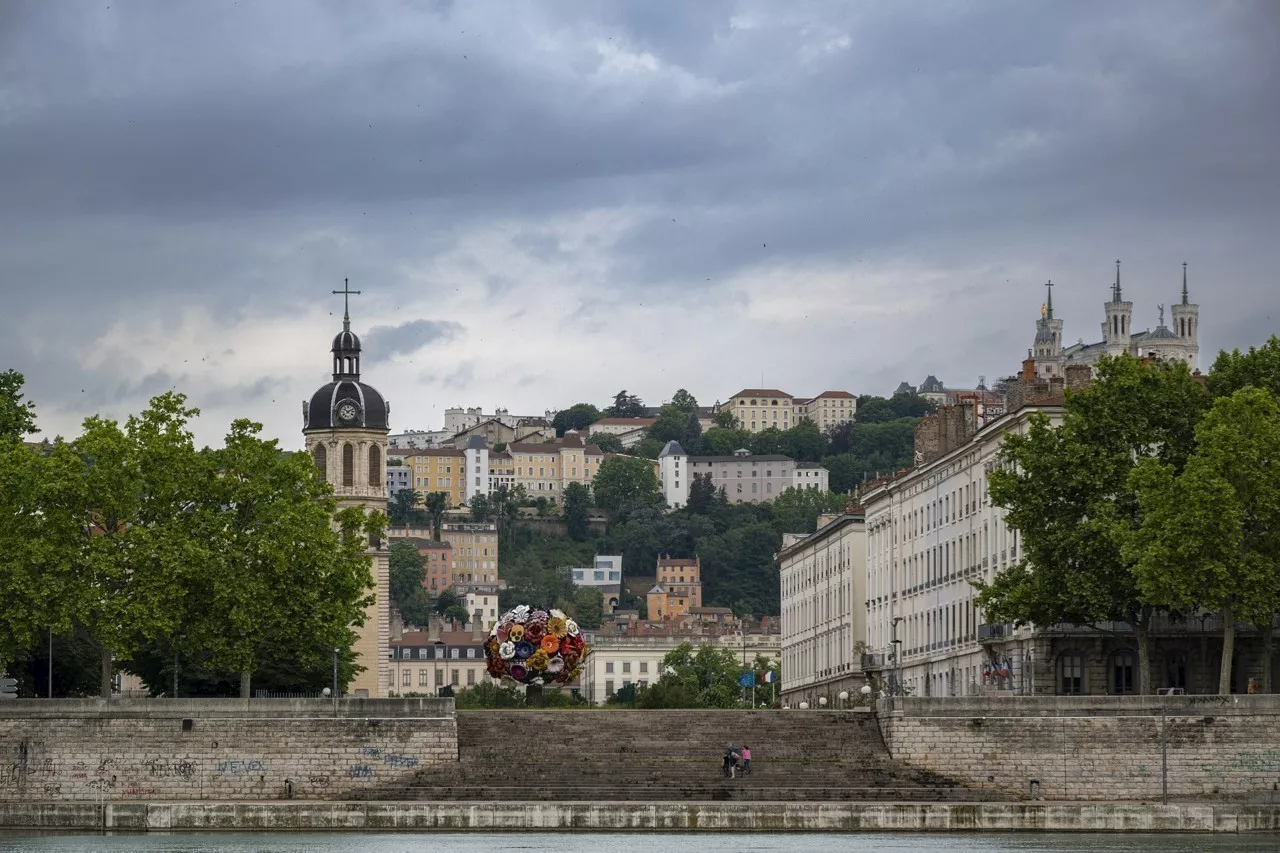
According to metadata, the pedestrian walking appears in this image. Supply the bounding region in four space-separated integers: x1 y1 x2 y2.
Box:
741 745 752 775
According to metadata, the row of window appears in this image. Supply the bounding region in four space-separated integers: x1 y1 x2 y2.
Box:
398 667 477 687
314 443 381 489
603 661 650 674
393 647 479 660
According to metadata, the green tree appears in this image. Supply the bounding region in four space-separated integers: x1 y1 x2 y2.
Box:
770 487 846 535
635 642 744 708
433 588 463 615
977 356 1209 693
424 491 450 540
590 432 624 454
70 394 215 697
389 488 428 527
468 492 493 522
552 403 602 437
1128 387 1280 694
648 406 688 444
571 586 604 630
0 369 37 440
194 419 380 698
562 482 592 541
1209 336 1280 399
670 389 699 413
605 390 647 418
701 427 751 456
686 473 719 515
781 420 827 462
856 393 936 423
712 409 738 429
389 540 426 605
397 587 434 630
630 436 665 459
592 456 662 513
749 427 786 456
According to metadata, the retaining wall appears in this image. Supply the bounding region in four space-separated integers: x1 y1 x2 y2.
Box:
878 694 1280 802
0 698 455 802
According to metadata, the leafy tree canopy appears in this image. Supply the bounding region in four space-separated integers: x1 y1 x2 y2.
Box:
552 403 601 437
605 390 647 419
592 455 662 513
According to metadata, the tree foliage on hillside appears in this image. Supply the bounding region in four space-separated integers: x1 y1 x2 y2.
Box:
604 390 647 418
552 403 601 437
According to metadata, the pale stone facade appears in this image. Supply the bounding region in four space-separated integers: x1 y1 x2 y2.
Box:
579 632 781 705
659 444 825 507
778 512 867 707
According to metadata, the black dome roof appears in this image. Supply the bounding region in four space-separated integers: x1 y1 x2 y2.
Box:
304 380 389 431
332 329 361 352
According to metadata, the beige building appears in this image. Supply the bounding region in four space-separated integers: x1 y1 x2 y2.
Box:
301 288 391 698
389 628 494 695
726 389 796 433
589 416 657 436
778 510 867 707
440 521 499 585
646 556 704 621
794 391 858 431
579 631 781 705
506 432 605 501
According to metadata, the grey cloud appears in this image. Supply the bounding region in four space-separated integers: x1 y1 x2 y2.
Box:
363 319 464 363
0 0 1277 445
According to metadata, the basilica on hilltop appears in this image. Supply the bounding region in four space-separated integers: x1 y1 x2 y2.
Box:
1029 261 1200 381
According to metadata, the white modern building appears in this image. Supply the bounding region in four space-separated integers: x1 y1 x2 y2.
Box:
388 429 452 450
778 511 866 707
462 435 490 504
579 632 781 705
571 556 623 587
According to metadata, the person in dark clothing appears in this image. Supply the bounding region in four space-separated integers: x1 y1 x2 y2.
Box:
722 748 735 778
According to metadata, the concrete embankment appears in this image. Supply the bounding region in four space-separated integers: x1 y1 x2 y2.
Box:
2 801 1280 833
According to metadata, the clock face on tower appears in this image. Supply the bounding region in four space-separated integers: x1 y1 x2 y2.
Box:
337 402 359 425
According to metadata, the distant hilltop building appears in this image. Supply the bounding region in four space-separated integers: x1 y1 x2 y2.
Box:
1032 261 1200 379
721 388 858 433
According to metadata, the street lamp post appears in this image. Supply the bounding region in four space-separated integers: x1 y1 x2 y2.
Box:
890 616 904 711
332 648 339 699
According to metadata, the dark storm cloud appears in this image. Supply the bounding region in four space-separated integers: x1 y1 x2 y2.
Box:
363 319 464 363
0 0 1277 443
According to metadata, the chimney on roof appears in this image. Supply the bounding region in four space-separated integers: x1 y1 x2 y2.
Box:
1022 356 1036 382
1064 364 1092 392
470 610 483 641
428 615 441 643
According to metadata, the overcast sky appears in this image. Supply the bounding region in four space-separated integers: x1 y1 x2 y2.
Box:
3 1 1277 448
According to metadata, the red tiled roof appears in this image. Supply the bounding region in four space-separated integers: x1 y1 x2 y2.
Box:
811 390 856 399
592 417 658 426
731 389 793 398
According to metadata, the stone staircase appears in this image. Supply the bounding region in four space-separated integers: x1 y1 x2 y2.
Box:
348 710 1009 803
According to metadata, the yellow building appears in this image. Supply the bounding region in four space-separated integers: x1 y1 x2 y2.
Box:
727 389 797 433
506 432 604 502
402 448 467 508
440 521 499 585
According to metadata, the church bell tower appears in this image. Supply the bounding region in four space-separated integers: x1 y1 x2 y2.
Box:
301 279 391 698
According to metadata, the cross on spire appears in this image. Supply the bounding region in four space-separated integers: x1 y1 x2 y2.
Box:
1044 279 1054 319
1113 259 1122 302
1182 262 1189 305
332 278 361 332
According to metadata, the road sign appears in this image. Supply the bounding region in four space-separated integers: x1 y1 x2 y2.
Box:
738 672 755 688
0 677 17 699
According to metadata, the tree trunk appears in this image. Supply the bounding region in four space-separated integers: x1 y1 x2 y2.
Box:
1262 619 1274 694
99 646 113 699
1133 617 1153 695
240 670 252 699
1219 604 1236 695
525 684 544 707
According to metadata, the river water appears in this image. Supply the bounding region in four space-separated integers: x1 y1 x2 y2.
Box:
2 834 1278 853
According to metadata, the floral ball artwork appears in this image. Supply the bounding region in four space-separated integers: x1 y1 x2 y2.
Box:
484 606 589 686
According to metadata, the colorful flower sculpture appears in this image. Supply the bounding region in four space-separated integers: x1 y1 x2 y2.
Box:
485 606 589 686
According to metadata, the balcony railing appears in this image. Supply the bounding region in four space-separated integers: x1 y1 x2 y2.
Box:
977 622 1009 641
861 653 888 671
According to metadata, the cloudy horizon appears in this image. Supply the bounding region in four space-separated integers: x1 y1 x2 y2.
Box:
3 0 1277 448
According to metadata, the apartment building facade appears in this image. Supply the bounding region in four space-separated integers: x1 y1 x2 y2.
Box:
778 511 867 707
389 629 493 694
659 444 826 506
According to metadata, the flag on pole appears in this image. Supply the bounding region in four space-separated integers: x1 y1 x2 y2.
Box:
763 670 776 684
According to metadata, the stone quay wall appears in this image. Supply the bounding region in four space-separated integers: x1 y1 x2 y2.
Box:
878 695 1280 802
4 801 1280 833
0 698 456 802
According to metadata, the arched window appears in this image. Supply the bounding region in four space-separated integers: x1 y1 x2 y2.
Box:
313 443 327 479
342 443 354 488
368 445 381 487
1110 650 1137 695
1058 650 1084 695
